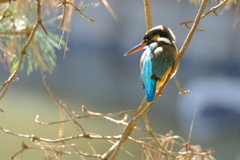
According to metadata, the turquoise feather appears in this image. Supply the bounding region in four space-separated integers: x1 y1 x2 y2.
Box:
141 41 176 102
141 43 157 102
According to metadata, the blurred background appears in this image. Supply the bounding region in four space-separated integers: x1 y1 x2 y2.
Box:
1 0 240 159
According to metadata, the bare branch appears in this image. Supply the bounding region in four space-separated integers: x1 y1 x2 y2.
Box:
42 75 86 134
109 103 153 159
143 0 153 30
102 116 148 132
0 0 17 4
81 0 102 12
0 125 122 143
1 124 185 160
0 28 31 35
179 0 229 28
143 115 172 156
173 75 190 95
36 1 48 35
59 0 102 24
174 0 208 66
101 0 117 20
11 142 29 159
187 108 198 144
11 142 103 159
232 0 240 28
59 0 67 28
0 5 11 22
0 0 48 103
35 108 136 125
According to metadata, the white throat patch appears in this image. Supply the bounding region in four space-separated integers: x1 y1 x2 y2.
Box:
157 37 171 44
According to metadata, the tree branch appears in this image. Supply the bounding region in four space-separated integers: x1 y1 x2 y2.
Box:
174 0 208 66
143 114 172 156
0 5 11 22
179 0 229 28
42 75 86 134
0 0 47 103
35 108 135 125
173 75 190 95
143 0 153 30
0 0 17 4
11 142 103 159
59 0 102 25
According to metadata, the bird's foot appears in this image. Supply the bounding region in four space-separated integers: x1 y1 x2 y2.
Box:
156 91 164 96
173 75 190 95
179 90 190 95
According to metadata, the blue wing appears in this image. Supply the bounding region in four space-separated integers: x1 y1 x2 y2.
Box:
141 47 156 102
140 42 177 102
151 42 176 78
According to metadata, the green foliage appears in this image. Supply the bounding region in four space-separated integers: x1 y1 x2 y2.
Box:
0 3 65 74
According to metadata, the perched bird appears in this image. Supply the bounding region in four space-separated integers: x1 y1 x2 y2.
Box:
124 25 178 102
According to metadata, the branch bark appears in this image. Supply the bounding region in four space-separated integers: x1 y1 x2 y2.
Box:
0 0 17 4
143 0 153 30
179 0 229 27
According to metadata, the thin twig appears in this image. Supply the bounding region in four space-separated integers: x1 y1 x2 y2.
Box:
0 124 179 159
109 103 153 159
0 125 121 143
63 30 69 58
59 0 100 23
0 28 31 35
58 104 65 139
11 142 28 159
0 0 47 102
82 106 148 132
174 0 209 67
102 0 117 20
12 142 102 159
59 0 67 29
128 136 176 158
102 116 148 132
187 108 198 144
81 0 102 12
179 0 229 27
0 5 11 22
232 0 240 28
42 75 86 134
173 75 190 95
35 109 136 125
36 0 48 35
143 115 174 157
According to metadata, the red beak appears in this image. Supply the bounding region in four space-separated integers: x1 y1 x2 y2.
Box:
124 42 147 56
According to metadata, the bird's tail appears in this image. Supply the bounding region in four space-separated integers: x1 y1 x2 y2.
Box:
145 79 157 102
141 53 157 102
145 67 172 102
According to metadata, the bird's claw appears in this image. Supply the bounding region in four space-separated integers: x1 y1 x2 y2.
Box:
156 91 164 96
179 90 190 95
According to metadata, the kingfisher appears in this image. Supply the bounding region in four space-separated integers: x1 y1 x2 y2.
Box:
124 25 178 102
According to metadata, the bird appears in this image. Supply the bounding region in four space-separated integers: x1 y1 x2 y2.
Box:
124 25 179 102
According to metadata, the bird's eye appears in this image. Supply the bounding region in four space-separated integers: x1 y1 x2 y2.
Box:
144 39 149 42
143 35 151 42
